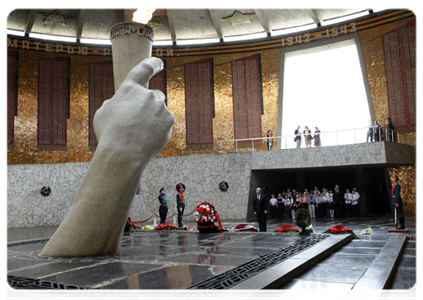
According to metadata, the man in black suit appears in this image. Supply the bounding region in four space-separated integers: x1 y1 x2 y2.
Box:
333 184 344 218
253 187 268 232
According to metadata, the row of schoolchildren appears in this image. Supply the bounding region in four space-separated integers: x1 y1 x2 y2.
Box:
268 187 361 220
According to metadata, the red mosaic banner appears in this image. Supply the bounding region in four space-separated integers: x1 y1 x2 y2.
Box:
231 54 263 147
8 51 18 148
38 57 69 149
89 60 115 147
184 58 214 147
149 62 167 105
383 21 416 133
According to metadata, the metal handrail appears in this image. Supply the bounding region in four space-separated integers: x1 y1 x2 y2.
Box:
218 126 400 152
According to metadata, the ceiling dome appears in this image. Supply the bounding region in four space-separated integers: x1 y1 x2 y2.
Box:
7 9 386 46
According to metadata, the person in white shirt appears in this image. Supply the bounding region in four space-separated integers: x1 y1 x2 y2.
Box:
292 194 300 220
303 126 312 148
351 188 360 218
328 190 334 218
344 189 352 217
308 193 316 219
286 188 292 199
321 188 329 218
316 193 322 218
313 186 320 197
283 195 291 220
277 193 285 220
269 194 278 219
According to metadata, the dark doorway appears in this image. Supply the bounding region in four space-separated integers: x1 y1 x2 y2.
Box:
248 166 391 219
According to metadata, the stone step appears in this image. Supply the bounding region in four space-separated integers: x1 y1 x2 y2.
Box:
344 235 407 298
230 233 353 289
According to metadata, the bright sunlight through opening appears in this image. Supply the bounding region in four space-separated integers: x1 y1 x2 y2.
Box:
281 39 371 148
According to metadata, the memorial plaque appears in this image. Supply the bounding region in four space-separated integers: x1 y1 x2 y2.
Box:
38 58 69 150
89 60 115 148
383 21 416 133
8 51 18 148
185 58 214 147
232 54 263 148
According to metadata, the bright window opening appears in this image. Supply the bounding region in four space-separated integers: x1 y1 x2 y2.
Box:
281 39 371 148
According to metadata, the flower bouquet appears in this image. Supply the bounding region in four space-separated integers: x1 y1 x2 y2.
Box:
274 225 300 233
124 216 141 232
324 225 358 239
155 223 187 231
194 202 221 233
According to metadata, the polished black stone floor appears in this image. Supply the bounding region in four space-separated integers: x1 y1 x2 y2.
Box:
279 214 416 292
7 214 416 290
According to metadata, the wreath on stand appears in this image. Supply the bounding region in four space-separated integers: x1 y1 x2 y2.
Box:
295 208 312 235
194 202 222 233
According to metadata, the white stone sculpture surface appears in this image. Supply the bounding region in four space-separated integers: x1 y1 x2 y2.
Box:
40 57 174 257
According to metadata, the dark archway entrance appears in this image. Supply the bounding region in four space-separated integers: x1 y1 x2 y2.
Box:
248 166 391 220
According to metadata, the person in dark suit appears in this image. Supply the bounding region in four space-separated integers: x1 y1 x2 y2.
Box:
253 187 268 232
294 126 301 148
391 175 405 229
333 184 343 218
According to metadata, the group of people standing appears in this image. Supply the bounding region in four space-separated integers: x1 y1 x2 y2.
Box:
367 117 394 142
155 174 405 233
158 183 186 227
253 185 361 232
294 126 321 148
254 177 405 232
267 185 361 222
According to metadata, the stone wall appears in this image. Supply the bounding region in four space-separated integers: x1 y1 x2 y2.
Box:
7 152 253 228
8 142 414 228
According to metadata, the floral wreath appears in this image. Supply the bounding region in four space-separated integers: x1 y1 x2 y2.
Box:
274 225 300 233
194 202 217 223
125 216 141 231
324 225 358 239
295 208 311 231
40 186 51 196
219 181 229 192
155 223 187 231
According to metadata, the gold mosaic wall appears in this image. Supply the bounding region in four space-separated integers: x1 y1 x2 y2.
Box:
158 49 280 157
8 52 111 164
359 19 416 213
7 16 416 213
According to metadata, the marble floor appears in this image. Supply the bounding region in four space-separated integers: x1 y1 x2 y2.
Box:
7 214 416 291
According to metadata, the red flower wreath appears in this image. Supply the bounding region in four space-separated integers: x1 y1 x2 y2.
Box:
194 202 217 223
274 225 301 233
328 225 353 234
155 223 179 230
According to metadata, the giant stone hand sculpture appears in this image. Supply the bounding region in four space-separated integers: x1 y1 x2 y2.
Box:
40 57 174 257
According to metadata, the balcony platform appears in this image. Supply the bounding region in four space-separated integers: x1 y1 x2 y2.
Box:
251 142 415 170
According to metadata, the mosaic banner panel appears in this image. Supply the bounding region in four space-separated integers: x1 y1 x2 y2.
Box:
184 58 214 147
37 57 69 150
231 54 263 147
382 21 416 133
8 51 18 148
88 60 114 148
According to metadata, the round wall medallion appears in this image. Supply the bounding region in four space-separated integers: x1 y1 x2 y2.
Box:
219 181 229 192
40 186 51 196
